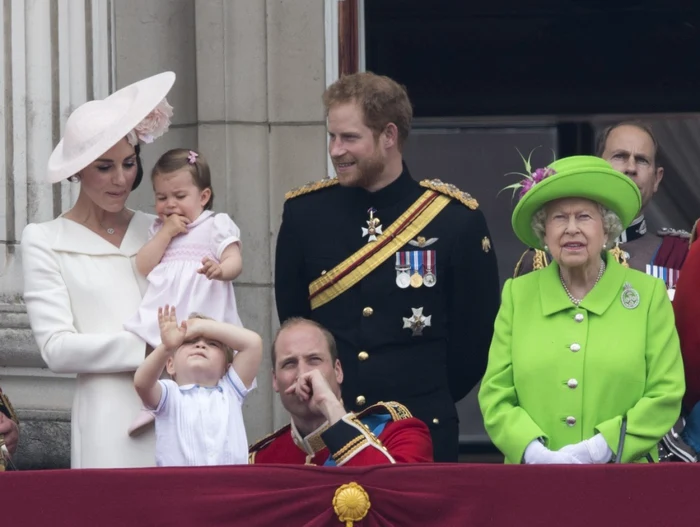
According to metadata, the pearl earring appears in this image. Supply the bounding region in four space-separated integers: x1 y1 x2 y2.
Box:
603 243 607 249
544 244 549 252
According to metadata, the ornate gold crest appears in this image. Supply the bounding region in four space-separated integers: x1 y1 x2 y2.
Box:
481 236 491 253
333 482 371 526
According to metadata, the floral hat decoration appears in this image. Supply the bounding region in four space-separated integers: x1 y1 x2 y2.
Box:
47 71 176 183
506 149 642 249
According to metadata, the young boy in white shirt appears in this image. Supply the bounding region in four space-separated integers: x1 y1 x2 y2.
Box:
134 305 262 466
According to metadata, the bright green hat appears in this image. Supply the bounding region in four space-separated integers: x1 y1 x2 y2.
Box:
510 155 642 249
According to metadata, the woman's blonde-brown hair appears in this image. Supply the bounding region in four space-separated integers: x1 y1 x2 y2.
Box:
152 148 214 210
322 72 413 150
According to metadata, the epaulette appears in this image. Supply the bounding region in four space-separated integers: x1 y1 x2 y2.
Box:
419 179 479 210
248 424 291 462
513 248 550 278
284 178 339 200
609 244 629 268
355 401 413 422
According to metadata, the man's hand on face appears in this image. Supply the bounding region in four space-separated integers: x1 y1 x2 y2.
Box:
284 369 347 425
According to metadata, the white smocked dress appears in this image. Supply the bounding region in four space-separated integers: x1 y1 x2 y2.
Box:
124 210 243 347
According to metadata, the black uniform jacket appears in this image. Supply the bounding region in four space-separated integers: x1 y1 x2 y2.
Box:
274 165 500 461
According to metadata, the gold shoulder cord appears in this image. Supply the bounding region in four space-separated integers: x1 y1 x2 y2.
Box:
419 179 479 210
533 249 549 270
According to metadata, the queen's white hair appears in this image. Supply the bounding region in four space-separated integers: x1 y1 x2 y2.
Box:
531 202 624 250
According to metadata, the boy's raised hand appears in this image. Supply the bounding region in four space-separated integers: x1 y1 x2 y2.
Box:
158 305 187 352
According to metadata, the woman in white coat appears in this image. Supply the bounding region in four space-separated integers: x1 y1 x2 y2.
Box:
21 72 176 468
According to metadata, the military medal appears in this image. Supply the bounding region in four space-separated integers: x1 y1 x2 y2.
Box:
395 252 411 289
620 282 640 309
410 273 423 288
423 250 436 287
410 250 423 288
402 307 432 336
361 207 382 243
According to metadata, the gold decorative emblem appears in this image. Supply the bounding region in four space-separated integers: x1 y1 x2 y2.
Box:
333 482 371 526
408 235 438 248
481 236 491 253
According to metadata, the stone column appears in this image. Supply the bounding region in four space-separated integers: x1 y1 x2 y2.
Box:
0 0 113 469
194 0 328 441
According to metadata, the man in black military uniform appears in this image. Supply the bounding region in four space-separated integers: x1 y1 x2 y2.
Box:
274 72 500 462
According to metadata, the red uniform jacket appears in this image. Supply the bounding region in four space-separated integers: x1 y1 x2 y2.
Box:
249 402 433 466
673 223 700 410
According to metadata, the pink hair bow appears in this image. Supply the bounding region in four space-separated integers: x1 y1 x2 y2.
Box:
187 150 198 164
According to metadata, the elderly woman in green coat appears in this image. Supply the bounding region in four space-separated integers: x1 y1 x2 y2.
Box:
479 155 684 464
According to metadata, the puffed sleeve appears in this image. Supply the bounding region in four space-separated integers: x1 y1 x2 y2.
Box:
147 217 162 240
478 279 548 463
211 213 241 260
595 278 685 462
21 223 147 374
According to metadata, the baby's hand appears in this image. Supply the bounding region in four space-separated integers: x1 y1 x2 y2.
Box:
158 305 187 352
198 257 223 280
162 214 190 238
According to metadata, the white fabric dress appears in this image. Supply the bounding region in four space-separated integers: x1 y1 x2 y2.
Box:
151 366 255 467
124 210 242 347
21 211 156 468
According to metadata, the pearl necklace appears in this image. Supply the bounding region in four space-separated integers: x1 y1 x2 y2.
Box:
560 260 606 306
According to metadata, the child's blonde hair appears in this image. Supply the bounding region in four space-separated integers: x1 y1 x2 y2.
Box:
152 148 214 210
187 313 234 363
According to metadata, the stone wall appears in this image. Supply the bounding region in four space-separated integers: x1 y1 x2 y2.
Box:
1 0 329 469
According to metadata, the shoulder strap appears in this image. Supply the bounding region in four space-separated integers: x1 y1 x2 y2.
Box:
248 424 291 456
285 178 339 201
419 179 479 210
355 401 414 422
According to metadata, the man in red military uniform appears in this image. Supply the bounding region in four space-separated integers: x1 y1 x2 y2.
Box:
666 227 700 461
249 318 433 465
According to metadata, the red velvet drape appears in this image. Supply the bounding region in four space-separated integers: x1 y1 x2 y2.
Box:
3 463 697 526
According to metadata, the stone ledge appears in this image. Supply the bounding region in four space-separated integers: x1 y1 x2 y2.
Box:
12 410 70 470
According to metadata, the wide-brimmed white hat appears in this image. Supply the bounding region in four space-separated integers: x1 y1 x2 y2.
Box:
47 71 176 183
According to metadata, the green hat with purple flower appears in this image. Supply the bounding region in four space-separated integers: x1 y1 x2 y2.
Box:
508 154 642 249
